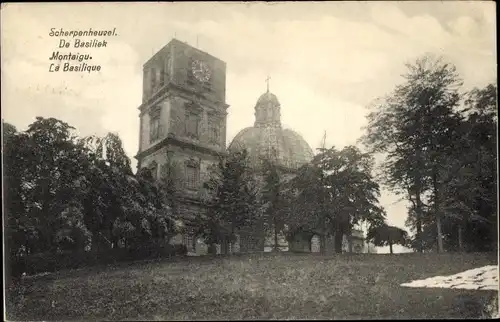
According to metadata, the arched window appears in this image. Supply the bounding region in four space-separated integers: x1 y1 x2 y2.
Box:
185 113 200 138
149 106 161 142
185 103 202 139
208 116 221 145
185 159 200 190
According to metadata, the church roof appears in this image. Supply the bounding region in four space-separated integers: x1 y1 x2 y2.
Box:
228 91 314 171
256 91 280 107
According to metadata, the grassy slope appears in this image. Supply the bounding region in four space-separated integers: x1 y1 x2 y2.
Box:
6 252 498 320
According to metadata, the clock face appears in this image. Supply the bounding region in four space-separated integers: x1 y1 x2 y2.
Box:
191 60 211 82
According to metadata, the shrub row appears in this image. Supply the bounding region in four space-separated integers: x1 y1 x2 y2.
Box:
9 244 188 278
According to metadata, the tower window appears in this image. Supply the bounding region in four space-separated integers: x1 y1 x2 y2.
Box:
208 119 220 144
150 67 156 92
150 117 160 142
149 107 161 142
185 163 200 190
159 64 165 87
185 113 199 138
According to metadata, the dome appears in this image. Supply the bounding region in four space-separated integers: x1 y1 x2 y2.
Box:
256 91 280 107
228 127 314 171
228 91 314 171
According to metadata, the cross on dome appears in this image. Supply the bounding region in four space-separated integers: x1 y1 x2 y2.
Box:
265 76 271 93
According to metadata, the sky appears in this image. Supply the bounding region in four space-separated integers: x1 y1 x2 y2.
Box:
1 2 496 253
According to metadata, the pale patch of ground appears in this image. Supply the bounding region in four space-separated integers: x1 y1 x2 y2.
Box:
401 265 499 291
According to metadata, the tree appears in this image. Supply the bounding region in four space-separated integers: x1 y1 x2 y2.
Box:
80 133 179 250
19 117 93 253
400 83 497 253
367 223 409 254
320 146 386 253
4 116 186 281
439 83 497 252
133 167 178 247
78 133 135 250
201 150 259 254
3 122 33 280
362 55 465 253
285 161 329 252
261 157 285 251
288 145 386 253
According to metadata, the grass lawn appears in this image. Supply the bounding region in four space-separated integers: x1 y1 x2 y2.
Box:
6 252 498 320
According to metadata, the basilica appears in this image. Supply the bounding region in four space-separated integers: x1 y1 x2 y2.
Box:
135 38 365 255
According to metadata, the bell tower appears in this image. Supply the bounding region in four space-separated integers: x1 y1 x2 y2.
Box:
135 39 229 250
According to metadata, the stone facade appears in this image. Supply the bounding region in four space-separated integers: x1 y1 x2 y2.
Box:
136 39 230 255
137 39 367 256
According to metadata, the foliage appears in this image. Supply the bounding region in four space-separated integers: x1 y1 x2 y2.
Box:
77 133 178 250
361 55 497 253
434 83 497 252
3 117 180 279
12 244 188 277
4 117 91 256
286 145 385 253
200 149 259 250
410 83 498 253
367 223 409 254
260 156 286 250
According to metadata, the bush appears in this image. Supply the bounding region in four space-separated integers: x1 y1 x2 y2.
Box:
9 244 189 277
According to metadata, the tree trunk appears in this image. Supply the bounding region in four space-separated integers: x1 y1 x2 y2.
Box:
415 191 424 253
436 214 443 253
389 242 393 254
320 235 326 254
208 243 217 255
334 231 343 254
230 225 235 255
457 224 464 252
413 137 424 254
320 216 327 254
274 217 279 251
433 172 444 253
